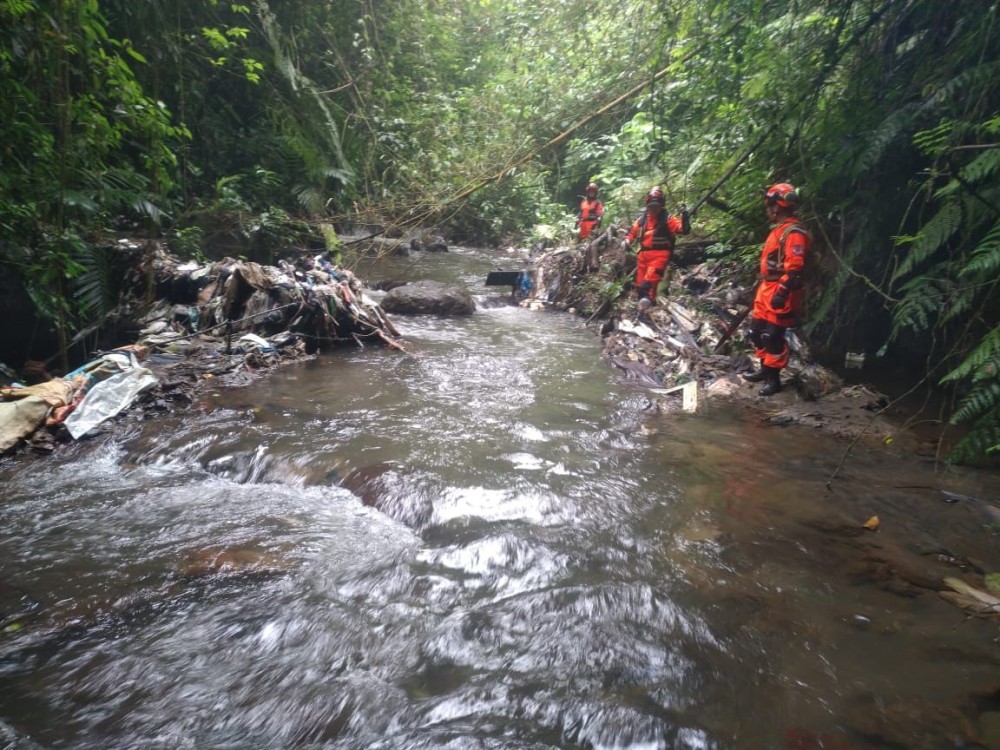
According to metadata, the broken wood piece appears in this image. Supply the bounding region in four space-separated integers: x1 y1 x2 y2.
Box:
943 576 1000 608
667 301 699 333
649 381 698 412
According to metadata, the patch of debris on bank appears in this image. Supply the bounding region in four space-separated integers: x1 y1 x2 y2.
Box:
519 230 907 449
0 241 403 457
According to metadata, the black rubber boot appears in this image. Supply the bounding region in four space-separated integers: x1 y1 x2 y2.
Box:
742 361 767 383
757 367 782 397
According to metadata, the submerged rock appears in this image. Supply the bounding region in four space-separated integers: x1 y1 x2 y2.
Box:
340 461 434 527
381 280 475 316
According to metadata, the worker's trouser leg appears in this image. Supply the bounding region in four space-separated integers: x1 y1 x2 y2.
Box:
749 318 789 370
748 318 787 396
635 250 670 302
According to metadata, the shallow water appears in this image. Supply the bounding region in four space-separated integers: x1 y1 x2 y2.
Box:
1 246 999 749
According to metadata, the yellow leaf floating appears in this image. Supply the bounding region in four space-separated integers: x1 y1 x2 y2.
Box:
862 515 880 530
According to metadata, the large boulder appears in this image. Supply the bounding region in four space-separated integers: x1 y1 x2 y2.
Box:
380 280 475 316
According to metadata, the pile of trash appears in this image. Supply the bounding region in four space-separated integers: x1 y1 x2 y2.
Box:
522 235 860 419
0 242 404 455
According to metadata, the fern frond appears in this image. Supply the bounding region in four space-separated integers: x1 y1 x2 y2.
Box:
959 220 1000 280
913 119 955 157
74 245 117 320
856 103 918 175
940 327 1000 383
922 60 1000 111
892 201 962 280
948 409 1000 464
952 380 1000 424
130 198 168 224
61 190 99 214
941 288 977 324
293 185 324 214
959 146 1000 185
891 274 952 336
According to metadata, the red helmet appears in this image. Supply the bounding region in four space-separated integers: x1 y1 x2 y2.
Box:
645 187 665 206
764 182 799 208
586 182 599 194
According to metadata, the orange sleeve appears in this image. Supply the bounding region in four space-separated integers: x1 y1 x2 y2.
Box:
667 215 682 233
782 229 807 274
625 219 640 244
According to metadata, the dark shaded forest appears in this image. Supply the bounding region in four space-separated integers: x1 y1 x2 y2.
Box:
1 0 999 461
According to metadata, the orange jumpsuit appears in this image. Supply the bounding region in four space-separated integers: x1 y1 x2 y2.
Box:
751 217 810 369
577 197 604 240
625 211 683 301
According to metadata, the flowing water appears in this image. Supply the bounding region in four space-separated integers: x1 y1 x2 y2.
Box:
2 247 1000 750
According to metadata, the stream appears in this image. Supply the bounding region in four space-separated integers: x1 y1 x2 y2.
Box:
1 245 999 749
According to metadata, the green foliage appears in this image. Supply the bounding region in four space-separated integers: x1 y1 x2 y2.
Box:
168 225 207 261
75 245 119 319
19 230 89 329
319 223 343 263
960 220 1000 281
892 202 963 281
2 0 1000 463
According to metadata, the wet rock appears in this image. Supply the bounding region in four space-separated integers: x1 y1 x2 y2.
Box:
381 280 475 316
851 613 873 630
175 547 289 580
410 235 448 253
370 279 409 292
365 237 411 256
341 462 433 527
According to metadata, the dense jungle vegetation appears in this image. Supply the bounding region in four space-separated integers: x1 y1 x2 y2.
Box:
1 0 999 462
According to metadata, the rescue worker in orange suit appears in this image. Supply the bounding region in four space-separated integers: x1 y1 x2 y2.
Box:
742 182 811 397
575 182 604 240
621 187 690 309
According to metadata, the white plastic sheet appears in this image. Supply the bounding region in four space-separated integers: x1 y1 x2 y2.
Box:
63 355 157 439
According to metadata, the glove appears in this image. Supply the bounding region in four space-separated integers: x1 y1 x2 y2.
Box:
771 290 788 309
621 240 631 252
679 203 691 234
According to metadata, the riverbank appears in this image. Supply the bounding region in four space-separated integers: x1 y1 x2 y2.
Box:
0 240 403 457
521 233 940 460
